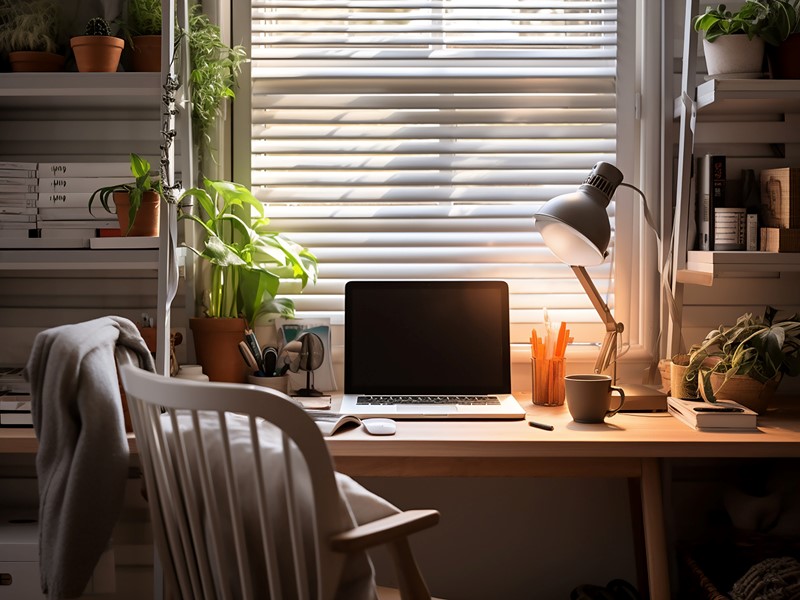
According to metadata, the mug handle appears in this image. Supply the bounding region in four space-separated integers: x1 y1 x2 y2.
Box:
606 386 626 417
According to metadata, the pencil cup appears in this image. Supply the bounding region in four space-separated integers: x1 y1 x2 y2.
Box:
248 374 289 394
531 356 566 406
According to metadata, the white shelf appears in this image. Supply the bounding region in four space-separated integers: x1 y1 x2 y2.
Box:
676 251 800 286
674 79 800 118
0 249 160 271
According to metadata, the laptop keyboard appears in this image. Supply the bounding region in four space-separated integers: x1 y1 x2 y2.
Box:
357 395 501 405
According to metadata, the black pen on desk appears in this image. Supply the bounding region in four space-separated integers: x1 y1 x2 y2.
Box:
528 420 554 431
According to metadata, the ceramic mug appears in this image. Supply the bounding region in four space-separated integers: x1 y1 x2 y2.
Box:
565 374 625 424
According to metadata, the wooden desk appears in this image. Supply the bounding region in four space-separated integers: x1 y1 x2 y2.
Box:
3 397 799 600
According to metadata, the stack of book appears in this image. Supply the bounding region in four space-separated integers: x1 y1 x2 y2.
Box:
0 162 39 243
37 161 132 247
667 396 758 431
0 367 32 428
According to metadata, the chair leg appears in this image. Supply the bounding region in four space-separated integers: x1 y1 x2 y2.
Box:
387 537 432 600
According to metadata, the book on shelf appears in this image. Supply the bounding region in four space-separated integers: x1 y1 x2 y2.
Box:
0 214 36 223
697 154 726 251
38 162 132 178
38 177 131 194
0 168 37 178
0 238 89 249
667 396 758 430
0 229 33 239
39 228 98 240
0 192 37 202
38 207 111 221
0 391 32 428
37 192 93 207
38 219 117 229
0 197 36 208
0 161 38 171
0 182 38 194
304 410 362 436
0 207 37 216
0 367 30 394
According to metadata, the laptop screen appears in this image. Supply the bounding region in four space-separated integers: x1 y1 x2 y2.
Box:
345 280 511 395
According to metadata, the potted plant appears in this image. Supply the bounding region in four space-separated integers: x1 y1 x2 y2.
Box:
71 17 124 72
89 153 162 236
748 0 800 78
121 0 162 72
0 0 64 72
684 307 800 413
179 178 317 382
694 3 766 77
179 5 247 173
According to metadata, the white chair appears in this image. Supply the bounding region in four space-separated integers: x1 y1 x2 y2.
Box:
119 364 440 600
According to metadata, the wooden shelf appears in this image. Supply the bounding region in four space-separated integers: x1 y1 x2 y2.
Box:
676 251 800 286
674 78 800 118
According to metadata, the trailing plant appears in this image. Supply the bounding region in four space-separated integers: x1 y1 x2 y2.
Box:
0 0 61 55
694 3 765 41
747 0 800 45
85 17 112 37
178 5 247 166
685 307 800 402
89 154 163 235
178 179 317 323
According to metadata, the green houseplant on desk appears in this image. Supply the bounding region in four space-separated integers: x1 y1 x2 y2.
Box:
684 307 800 414
179 178 317 383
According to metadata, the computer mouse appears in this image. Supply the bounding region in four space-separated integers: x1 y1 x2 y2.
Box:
361 418 396 436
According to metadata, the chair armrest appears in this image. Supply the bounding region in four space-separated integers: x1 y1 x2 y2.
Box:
329 509 440 553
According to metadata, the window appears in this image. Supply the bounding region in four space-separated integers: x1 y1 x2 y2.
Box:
236 0 639 353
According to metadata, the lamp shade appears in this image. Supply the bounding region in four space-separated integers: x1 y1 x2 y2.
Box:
533 162 623 266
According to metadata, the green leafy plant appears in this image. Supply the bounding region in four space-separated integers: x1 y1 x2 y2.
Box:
85 17 112 37
747 0 800 45
0 0 60 54
178 179 317 323
694 3 765 41
127 0 162 36
89 154 163 234
685 307 800 402
178 5 247 164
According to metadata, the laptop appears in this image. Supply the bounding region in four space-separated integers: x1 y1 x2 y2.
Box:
340 280 526 419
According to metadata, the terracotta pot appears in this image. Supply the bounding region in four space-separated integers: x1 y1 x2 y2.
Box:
703 36 765 78
71 35 124 72
113 191 160 237
190 317 249 383
768 33 800 79
8 51 65 72
131 35 162 72
701 372 781 415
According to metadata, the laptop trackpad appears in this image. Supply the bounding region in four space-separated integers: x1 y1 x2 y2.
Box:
396 405 450 414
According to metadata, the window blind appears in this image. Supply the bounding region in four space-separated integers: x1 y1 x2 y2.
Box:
248 0 619 344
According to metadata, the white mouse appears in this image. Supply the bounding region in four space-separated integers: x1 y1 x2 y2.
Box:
361 418 396 436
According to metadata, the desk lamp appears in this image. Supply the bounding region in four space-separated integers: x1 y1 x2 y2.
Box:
533 162 666 411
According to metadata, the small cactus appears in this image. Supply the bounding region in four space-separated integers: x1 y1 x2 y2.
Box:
85 17 111 36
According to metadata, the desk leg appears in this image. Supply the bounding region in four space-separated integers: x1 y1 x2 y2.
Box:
641 458 669 600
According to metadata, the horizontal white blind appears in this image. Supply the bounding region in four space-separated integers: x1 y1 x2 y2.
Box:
249 0 618 343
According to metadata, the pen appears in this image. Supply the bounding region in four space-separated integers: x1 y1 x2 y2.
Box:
244 328 263 371
694 407 744 412
528 420 554 431
238 341 260 371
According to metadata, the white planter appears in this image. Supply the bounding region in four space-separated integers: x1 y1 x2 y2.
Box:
703 35 765 77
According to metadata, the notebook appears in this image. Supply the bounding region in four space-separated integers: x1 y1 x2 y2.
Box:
340 280 526 419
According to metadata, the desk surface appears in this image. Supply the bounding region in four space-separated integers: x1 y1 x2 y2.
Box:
3 396 799 463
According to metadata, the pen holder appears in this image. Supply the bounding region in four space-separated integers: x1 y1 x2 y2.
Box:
248 374 290 395
531 356 566 406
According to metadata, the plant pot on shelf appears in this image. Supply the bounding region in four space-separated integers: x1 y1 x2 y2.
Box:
71 36 124 72
113 190 160 237
703 35 765 78
768 33 800 79
700 372 781 415
130 35 161 72
189 317 249 383
8 51 65 72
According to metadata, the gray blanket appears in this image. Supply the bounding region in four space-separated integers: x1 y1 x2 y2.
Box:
23 317 155 599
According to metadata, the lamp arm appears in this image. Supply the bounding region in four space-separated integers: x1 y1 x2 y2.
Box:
571 265 623 379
